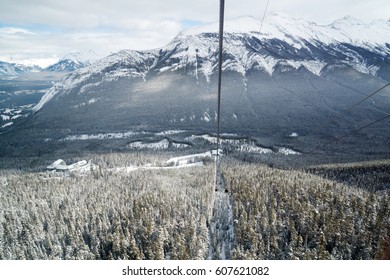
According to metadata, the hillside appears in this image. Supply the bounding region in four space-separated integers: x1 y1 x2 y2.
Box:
1 13 389 159
0 152 389 260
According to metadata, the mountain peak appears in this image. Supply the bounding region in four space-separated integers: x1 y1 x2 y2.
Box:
60 50 101 64
177 12 390 50
0 60 42 76
180 16 262 36
331 15 365 28
44 50 104 72
180 12 311 37
266 11 303 21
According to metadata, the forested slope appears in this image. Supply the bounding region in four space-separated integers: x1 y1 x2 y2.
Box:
225 163 390 259
0 164 213 260
0 153 389 259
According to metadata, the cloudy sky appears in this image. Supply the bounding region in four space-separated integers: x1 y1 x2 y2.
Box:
1 0 389 67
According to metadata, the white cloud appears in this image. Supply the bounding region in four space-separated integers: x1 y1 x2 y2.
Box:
3 0 387 28
0 27 36 35
0 0 389 67
264 0 390 24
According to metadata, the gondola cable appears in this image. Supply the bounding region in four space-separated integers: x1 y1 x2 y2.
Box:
215 0 225 190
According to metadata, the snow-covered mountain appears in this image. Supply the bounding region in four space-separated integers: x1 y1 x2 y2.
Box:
35 12 390 109
0 50 102 77
173 12 390 78
5 12 390 156
45 50 102 72
0 60 42 77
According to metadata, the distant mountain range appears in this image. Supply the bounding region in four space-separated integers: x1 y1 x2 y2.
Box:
0 50 102 77
45 50 102 72
0 61 42 76
2 12 390 157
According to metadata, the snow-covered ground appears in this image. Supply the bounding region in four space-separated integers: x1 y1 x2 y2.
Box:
0 105 35 130
1 121 13 128
1 114 10 121
238 143 273 154
112 152 213 173
155 130 186 136
60 130 301 155
186 134 300 155
62 131 144 141
278 147 301 155
62 130 188 141
127 138 190 150
128 139 170 150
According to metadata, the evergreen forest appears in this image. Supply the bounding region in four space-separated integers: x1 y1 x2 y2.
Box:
0 152 389 260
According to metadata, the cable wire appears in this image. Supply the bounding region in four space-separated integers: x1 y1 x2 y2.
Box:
230 0 272 137
258 0 270 34
302 81 390 154
307 113 390 155
214 0 225 190
216 0 225 156
335 113 390 142
343 82 390 113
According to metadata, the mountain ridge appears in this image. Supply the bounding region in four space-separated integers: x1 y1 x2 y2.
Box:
3 12 390 158
0 50 103 77
0 60 42 77
45 50 102 72
33 13 390 112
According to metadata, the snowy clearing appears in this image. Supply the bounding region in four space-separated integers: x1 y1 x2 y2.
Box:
62 131 143 141
128 139 170 150
155 130 186 136
185 134 300 156
278 148 301 155
111 151 216 173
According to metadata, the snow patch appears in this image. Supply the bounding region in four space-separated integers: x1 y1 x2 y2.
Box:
202 112 211 122
185 134 300 156
1 114 10 121
239 143 273 154
128 139 190 150
1 122 13 128
79 82 102 93
278 148 301 155
155 130 186 136
171 142 190 149
301 60 327 76
201 61 214 83
88 98 99 104
71 103 85 108
63 131 142 141
104 69 145 82
128 139 170 150
11 114 22 120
